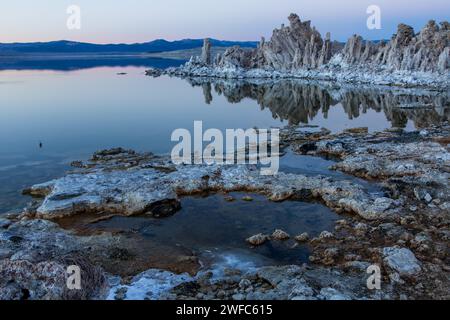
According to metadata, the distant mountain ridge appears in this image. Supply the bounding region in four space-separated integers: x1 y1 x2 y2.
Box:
0 39 258 54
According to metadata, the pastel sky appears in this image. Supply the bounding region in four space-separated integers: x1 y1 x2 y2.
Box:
1 0 449 43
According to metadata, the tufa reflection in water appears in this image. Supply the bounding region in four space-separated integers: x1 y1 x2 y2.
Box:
187 78 450 129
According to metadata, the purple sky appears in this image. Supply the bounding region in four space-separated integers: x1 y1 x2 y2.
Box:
1 0 449 43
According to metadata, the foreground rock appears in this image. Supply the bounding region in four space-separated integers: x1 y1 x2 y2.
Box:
22 149 398 221
383 247 422 277
2 124 449 300
246 233 269 246
155 13 449 88
285 124 450 206
272 229 290 240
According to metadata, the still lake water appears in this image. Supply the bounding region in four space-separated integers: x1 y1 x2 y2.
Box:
1 62 449 212
1 58 448 270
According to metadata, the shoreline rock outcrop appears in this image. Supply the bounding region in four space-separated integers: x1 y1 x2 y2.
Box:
334 21 450 73
150 13 449 88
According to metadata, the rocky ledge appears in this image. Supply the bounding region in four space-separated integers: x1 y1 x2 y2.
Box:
21 148 399 221
149 13 450 89
1 124 449 300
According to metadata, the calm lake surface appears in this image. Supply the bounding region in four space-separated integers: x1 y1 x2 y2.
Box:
0 61 448 213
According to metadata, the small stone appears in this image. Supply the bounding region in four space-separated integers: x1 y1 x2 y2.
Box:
424 193 433 203
383 247 422 276
145 67 162 77
295 232 310 242
242 196 254 202
0 219 12 229
245 287 253 293
0 248 12 259
232 293 245 300
272 229 290 240
239 279 251 290
70 161 84 168
319 231 334 240
354 223 368 235
223 268 242 277
343 127 368 134
246 233 269 246
224 195 235 202
216 290 226 299
196 293 205 300
114 287 128 300
319 287 351 300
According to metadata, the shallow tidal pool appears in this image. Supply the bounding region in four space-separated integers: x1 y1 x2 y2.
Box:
57 192 340 273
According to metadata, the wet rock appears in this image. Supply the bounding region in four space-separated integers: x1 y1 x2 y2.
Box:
114 287 127 300
318 287 351 300
70 161 85 168
272 229 290 240
145 68 162 77
143 199 181 218
0 248 12 259
424 193 433 203
25 149 398 222
343 127 368 134
383 247 422 276
0 257 107 300
294 232 309 242
0 219 12 229
241 196 254 202
239 279 252 290
232 293 245 300
223 195 235 202
246 233 269 246
318 231 334 240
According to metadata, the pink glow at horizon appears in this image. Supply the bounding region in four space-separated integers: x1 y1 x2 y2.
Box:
1 0 449 43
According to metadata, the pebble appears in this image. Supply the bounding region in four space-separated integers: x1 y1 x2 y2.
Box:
246 233 269 246
294 232 309 242
272 229 290 240
319 231 334 240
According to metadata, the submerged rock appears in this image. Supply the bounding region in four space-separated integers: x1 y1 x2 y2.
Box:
295 232 310 242
272 229 290 240
145 67 162 77
246 233 269 246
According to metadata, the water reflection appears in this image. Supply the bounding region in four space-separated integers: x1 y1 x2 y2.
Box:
187 78 450 129
0 55 185 71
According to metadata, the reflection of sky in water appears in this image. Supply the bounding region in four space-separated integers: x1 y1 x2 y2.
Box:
0 66 423 159
0 66 446 212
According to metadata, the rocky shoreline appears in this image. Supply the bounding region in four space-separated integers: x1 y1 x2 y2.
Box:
146 13 449 89
1 123 448 300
